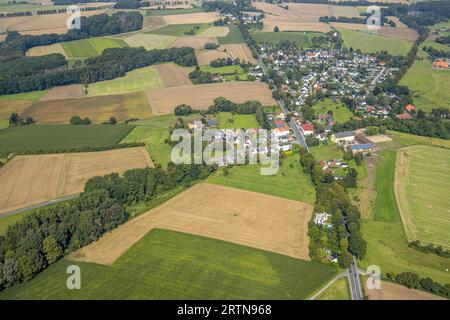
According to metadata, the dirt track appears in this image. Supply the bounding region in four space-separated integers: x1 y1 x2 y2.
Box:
71 183 314 265
145 81 276 114
0 147 153 215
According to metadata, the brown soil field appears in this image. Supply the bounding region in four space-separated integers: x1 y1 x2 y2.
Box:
169 36 218 50
162 12 220 24
155 63 193 87
143 16 167 31
331 23 419 42
22 92 152 123
0 147 153 215
222 43 257 65
39 84 83 101
71 183 314 265
26 43 67 57
365 280 445 300
366 135 392 143
196 48 230 65
0 99 33 119
145 81 276 114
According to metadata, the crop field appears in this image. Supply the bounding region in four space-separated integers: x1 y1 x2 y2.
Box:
26 43 67 57
196 48 230 65
337 29 413 56
331 23 419 42
72 183 315 264
0 229 337 299
395 145 450 249
222 43 257 64
364 280 445 300
317 278 351 300
22 92 152 123
145 81 276 114
312 99 353 123
161 12 220 24
217 25 245 44
207 155 316 204
40 84 83 101
0 90 47 102
155 63 193 87
146 7 204 16
0 147 152 215
0 99 33 119
0 119 8 130
169 36 218 49
197 26 229 37
86 66 164 97
62 37 128 58
0 124 134 156
386 130 450 149
149 23 209 36
252 31 322 46
122 33 176 50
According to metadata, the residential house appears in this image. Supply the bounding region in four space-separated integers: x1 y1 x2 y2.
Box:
396 112 412 120
331 131 355 144
301 124 315 136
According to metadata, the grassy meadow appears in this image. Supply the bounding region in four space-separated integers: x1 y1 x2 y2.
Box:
214 112 258 129
312 98 353 123
310 144 344 161
200 65 248 80
150 23 209 36
0 229 337 299
218 25 245 44
0 90 48 101
317 278 351 300
253 32 322 47
62 37 128 58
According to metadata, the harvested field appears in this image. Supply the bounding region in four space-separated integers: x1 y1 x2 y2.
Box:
331 5 360 17
71 183 314 265
196 48 230 65
26 43 67 57
145 81 276 114
155 63 193 87
263 18 331 33
0 147 153 215
222 43 257 64
331 23 419 42
142 16 167 31
365 280 445 300
162 12 220 24
169 36 218 49
197 26 229 37
39 85 83 101
0 99 33 119
22 92 152 123
122 33 176 50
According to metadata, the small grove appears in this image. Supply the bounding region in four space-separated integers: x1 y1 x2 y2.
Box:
0 163 216 291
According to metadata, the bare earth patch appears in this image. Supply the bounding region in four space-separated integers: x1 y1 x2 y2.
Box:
155 63 193 87
71 183 314 265
365 280 445 300
170 36 218 50
145 81 276 114
0 147 153 215
39 84 83 101
366 135 392 144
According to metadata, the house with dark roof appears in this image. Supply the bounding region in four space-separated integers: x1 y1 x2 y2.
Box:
331 131 355 143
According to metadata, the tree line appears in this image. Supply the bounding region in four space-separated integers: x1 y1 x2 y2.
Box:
386 272 450 299
0 6 106 18
0 46 197 94
0 163 215 291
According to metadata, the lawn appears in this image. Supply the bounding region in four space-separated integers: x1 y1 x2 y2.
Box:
0 90 48 101
399 44 450 112
310 143 343 161
317 278 351 300
0 124 134 156
86 66 164 96
149 23 209 36
374 150 400 222
215 112 258 129
218 25 245 44
395 145 450 249
312 98 353 123
207 154 316 204
252 31 322 47
200 65 248 80
338 28 413 56
62 37 128 58
0 229 337 299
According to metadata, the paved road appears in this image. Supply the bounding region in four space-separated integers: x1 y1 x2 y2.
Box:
0 194 79 218
308 270 349 300
348 257 364 300
370 67 386 87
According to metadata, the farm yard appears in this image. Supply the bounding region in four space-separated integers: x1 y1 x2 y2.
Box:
0 147 152 214
20 92 152 123
145 81 276 114
395 145 450 249
0 229 337 299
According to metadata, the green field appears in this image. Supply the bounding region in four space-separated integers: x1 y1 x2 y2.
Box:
0 229 337 299
386 130 450 149
0 90 48 101
0 124 134 156
317 277 351 300
150 23 209 36
400 43 450 112
200 65 248 80
253 32 322 47
146 7 204 16
214 112 258 129
338 29 413 56
217 25 245 44
310 144 343 161
0 3 68 12
62 37 128 58
396 145 450 248
86 66 164 96
207 154 316 204
312 98 353 123
374 150 400 222
0 119 8 130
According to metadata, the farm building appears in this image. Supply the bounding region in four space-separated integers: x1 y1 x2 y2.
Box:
331 131 355 144
349 143 374 155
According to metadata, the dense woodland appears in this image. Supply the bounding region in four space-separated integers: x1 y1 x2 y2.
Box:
0 163 215 291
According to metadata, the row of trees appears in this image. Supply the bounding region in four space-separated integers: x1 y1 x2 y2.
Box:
8 113 34 127
0 46 197 94
0 163 215 291
0 6 105 18
388 272 450 299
